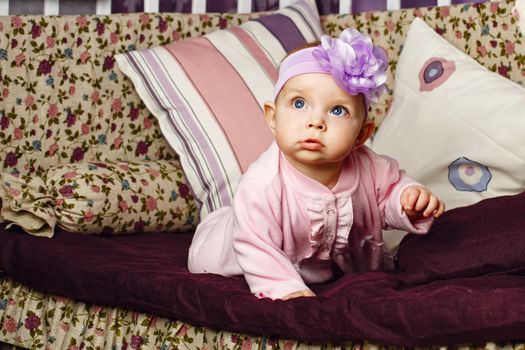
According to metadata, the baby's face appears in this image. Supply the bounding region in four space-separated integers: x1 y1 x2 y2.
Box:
265 73 368 169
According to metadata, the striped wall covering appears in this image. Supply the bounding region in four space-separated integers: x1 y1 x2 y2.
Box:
2 0 488 16
115 0 323 218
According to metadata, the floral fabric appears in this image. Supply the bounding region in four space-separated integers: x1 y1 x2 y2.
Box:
0 12 254 174
0 160 197 237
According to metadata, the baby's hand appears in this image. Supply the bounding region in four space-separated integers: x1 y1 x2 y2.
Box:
400 186 445 221
280 289 316 300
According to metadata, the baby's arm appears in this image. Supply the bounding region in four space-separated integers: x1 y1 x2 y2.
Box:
400 186 445 221
281 289 316 300
232 179 313 300
366 147 435 233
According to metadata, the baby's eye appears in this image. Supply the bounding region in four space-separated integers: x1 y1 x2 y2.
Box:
293 99 306 109
331 106 348 117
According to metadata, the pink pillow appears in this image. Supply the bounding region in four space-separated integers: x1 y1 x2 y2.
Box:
115 0 323 219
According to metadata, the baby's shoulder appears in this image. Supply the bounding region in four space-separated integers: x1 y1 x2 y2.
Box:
241 141 280 185
352 145 399 169
234 143 284 206
234 168 282 212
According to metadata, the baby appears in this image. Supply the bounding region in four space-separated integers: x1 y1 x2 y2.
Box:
188 28 444 300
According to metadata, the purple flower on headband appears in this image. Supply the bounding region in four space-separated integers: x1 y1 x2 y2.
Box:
312 28 388 103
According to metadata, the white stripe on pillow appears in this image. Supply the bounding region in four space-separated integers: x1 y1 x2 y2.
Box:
240 21 288 66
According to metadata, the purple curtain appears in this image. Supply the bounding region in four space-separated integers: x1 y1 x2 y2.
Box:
401 0 436 8
111 0 143 13
451 0 486 4
352 0 386 12
253 0 279 12
160 0 192 12
316 0 338 14
207 0 237 12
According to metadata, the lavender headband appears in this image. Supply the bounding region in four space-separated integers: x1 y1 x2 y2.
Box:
273 28 388 110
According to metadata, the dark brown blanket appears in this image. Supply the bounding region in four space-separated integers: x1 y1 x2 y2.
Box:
0 192 524 347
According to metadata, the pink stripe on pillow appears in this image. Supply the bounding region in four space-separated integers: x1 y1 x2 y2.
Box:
229 26 279 83
136 49 232 210
165 38 273 172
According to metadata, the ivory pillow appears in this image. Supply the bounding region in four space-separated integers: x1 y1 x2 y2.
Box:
371 18 525 251
372 17 525 211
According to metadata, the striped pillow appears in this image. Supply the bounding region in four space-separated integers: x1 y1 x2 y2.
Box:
115 0 323 219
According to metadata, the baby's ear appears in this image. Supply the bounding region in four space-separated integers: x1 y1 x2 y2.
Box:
264 101 277 135
355 120 375 147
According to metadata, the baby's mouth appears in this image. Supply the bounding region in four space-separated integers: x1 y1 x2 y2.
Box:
299 138 323 150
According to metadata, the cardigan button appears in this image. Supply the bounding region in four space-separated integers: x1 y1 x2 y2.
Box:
327 209 335 215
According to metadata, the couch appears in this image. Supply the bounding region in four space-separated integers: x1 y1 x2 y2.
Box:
1 0 525 349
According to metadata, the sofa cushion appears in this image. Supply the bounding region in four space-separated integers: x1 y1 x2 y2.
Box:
0 160 197 237
397 191 525 284
115 0 323 219
1 226 525 346
371 17 525 211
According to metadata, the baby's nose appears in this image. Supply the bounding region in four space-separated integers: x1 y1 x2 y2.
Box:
307 120 326 130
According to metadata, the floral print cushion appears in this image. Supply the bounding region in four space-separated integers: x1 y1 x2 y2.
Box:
321 0 525 127
0 160 198 237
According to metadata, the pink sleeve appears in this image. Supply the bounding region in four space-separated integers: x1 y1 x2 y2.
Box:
231 180 310 300
371 151 434 234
